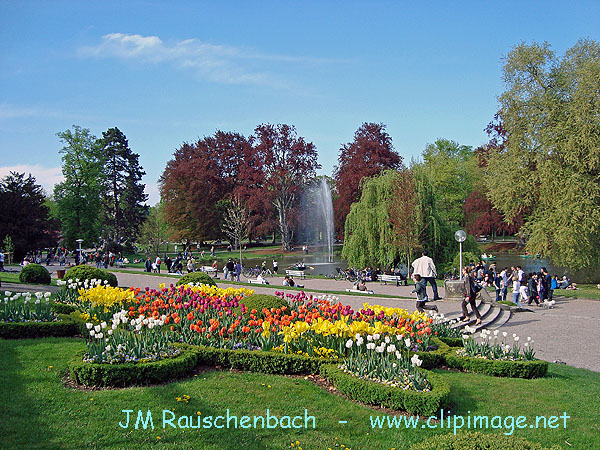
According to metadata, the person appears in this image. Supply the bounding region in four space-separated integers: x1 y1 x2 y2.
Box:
558 276 570 289
155 255 161 273
210 246 215 257
357 279 369 292
411 250 441 300
283 275 295 287
0 250 5 272
461 267 482 324
256 273 269 285
512 272 524 308
273 260 278 274
144 257 152 273
519 272 531 305
226 258 235 281
493 270 502 302
550 274 558 300
411 274 438 313
211 260 218 274
187 258 195 273
527 273 540 306
540 267 551 301
234 260 242 282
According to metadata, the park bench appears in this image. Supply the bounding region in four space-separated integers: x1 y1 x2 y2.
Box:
115 260 126 268
201 266 218 277
345 288 374 294
286 269 306 279
248 278 269 285
378 274 406 286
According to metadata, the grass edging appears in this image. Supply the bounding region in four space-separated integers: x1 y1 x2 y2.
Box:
0 314 79 339
444 348 548 379
69 344 199 387
320 363 450 416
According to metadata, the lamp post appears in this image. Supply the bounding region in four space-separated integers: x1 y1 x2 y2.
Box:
76 239 84 265
454 230 467 280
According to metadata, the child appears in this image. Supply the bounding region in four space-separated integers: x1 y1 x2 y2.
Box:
513 274 524 308
411 274 438 313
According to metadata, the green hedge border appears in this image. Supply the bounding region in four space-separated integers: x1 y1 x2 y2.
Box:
69 344 200 387
445 349 548 379
414 338 451 369
50 303 78 315
408 431 562 450
0 314 79 339
320 364 450 416
437 336 463 347
196 346 326 375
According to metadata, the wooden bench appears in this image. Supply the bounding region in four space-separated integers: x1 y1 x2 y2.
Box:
345 288 374 294
378 274 406 286
201 266 218 277
286 269 306 279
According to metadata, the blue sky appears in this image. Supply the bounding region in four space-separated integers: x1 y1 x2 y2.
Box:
1 1 599 205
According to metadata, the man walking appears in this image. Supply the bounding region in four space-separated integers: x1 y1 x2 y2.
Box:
411 250 441 300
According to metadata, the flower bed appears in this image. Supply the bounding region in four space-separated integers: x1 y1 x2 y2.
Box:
408 431 562 450
69 344 200 387
320 363 450 416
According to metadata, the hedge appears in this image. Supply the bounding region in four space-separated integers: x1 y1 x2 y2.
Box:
18 263 51 285
196 346 325 375
69 344 200 387
64 265 118 287
176 272 217 287
408 431 562 450
438 336 463 347
444 349 548 379
237 294 289 318
0 314 79 339
414 338 451 369
320 363 450 416
50 303 78 315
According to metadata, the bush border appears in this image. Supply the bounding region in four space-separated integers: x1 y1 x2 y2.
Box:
437 336 463 347
69 344 200 387
0 314 79 339
320 363 450 416
444 348 548 378
414 338 451 369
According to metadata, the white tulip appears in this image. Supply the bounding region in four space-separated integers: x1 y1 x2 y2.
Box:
94 325 101 333
404 338 412 349
411 354 423 367
366 343 376 350
345 339 353 349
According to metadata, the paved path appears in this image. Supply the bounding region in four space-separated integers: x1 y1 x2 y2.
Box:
8 264 599 372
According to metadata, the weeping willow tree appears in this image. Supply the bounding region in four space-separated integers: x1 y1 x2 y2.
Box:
341 169 452 269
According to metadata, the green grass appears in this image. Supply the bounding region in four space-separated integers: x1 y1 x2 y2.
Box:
552 284 600 300
0 270 58 286
0 338 598 449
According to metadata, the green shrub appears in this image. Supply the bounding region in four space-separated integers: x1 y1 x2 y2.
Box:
0 314 79 339
196 346 325 375
69 344 199 387
64 265 118 287
320 364 450 416
438 337 463 347
18 263 51 285
50 303 78 315
414 338 451 369
176 272 217 287
408 431 561 450
445 349 548 379
238 294 289 316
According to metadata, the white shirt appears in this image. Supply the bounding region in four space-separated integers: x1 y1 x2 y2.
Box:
412 255 437 278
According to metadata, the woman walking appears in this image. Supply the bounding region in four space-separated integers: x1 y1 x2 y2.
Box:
462 267 482 325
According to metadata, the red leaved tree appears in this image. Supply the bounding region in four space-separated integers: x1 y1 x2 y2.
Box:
253 124 320 250
333 123 403 238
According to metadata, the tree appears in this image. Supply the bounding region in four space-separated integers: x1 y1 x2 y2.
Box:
0 172 57 261
53 125 104 248
221 196 249 261
417 138 475 225
253 124 320 250
389 169 420 270
138 203 170 257
485 39 600 269
99 127 148 247
333 123 403 238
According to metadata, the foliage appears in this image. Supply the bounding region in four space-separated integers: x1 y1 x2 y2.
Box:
253 123 320 250
1 290 54 322
445 348 548 378
0 172 57 261
389 169 421 270
69 344 199 387
0 316 79 339
239 294 289 317
485 39 600 269
417 138 475 225
221 196 249 254
98 127 148 246
320 363 449 416
333 122 403 237
176 272 217 287
18 263 51 285
2 235 14 264
53 125 104 248
138 202 170 257
64 265 118 287
408 432 561 450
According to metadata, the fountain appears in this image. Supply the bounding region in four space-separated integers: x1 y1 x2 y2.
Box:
298 178 335 263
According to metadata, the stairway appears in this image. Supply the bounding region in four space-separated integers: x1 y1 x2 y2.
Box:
446 289 513 332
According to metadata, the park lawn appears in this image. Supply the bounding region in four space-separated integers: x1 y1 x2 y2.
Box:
1 338 598 450
0 270 58 286
553 284 600 300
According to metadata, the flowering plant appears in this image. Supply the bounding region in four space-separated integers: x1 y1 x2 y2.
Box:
1 291 55 322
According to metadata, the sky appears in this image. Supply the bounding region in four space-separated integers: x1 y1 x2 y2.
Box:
1 1 599 205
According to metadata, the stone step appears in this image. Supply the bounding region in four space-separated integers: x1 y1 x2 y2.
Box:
486 307 512 329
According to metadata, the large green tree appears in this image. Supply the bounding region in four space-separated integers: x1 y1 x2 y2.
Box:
417 138 475 225
485 39 600 269
99 127 148 247
138 202 170 257
0 172 57 261
53 125 104 248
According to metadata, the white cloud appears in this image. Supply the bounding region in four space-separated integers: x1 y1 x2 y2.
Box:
0 165 64 196
79 33 340 87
